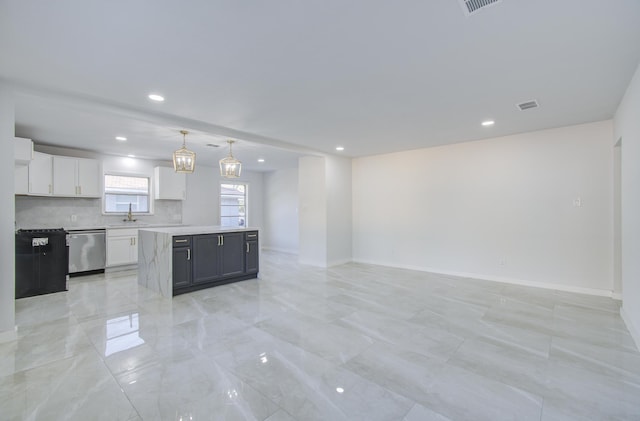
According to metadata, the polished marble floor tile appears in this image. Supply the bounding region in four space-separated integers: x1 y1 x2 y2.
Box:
0 348 138 420
2 251 639 420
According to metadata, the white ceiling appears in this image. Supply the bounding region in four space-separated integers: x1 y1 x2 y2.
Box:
2 0 640 170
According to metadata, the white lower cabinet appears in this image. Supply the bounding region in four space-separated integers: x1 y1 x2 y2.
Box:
106 228 138 267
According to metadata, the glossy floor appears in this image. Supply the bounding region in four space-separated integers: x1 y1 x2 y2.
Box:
2 252 640 420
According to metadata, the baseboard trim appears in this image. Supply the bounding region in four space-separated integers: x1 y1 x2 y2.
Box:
352 258 614 298
0 326 17 343
327 258 352 267
261 246 298 255
621 306 640 352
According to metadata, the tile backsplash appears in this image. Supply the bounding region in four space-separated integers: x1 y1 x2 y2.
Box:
15 196 182 229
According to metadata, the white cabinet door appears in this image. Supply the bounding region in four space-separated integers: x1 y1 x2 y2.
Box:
77 158 100 197
15 165 29 194
154 166 186 200
52 156 77 196
131 233 138 262
107 237 135 266
52 156 100 197
106 228 138 266
29 152 52 195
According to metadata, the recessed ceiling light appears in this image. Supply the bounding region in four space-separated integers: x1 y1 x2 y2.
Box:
115 136 127 141
257 158 265 163
481 120 495 126
148 93 165 102
336 146 345 151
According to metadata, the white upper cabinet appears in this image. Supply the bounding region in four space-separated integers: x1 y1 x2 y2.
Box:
14 137 33 165
154 166 186 200
28 152 53 195
15 164 29 195
52 156 76 196
52 156 100 197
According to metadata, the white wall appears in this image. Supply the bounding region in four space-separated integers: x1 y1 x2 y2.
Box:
353 121 614 295
0 83 16 341
614 61 640 349
326 155 352 266
182 164 264 230
263 168 299 254
298 156 327 266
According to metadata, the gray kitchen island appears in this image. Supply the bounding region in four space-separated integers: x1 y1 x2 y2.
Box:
137 226 259 297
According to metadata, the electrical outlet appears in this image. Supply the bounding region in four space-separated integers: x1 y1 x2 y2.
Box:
71 214 77 222
573 197 582 207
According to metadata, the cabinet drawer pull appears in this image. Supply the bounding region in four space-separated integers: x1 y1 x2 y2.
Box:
175 239 188 243
247 234 257 238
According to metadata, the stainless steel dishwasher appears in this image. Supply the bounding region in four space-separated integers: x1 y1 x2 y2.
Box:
68 229 106 275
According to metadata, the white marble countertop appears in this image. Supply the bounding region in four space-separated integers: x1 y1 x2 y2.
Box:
138 225 259 236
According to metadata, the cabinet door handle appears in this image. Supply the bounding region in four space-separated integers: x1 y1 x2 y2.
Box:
187 248 191 260
246 242 249 253
221 235 224 246
217 235 221 246
48 184 52 194
130 238 133 246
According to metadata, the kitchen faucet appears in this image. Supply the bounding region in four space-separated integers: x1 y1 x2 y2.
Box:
123 203 137 222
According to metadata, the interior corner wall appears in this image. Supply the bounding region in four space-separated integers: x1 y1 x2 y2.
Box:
263 168 299 254
0 83 16 340
298 156 327 266
614 61 640 349
326 155 352 266
353 120 614 295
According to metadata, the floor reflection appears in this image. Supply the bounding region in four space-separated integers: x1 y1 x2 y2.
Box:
104 313 144 356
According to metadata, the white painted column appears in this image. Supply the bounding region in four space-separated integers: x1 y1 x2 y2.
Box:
326 155 352 266
298 155 353 267
0 82 16 342
298 156 327 266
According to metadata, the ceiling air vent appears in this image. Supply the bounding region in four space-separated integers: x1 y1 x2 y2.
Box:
458 0 502 17
517 100 539 111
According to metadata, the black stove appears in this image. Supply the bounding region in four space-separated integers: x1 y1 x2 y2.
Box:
15 228 69 299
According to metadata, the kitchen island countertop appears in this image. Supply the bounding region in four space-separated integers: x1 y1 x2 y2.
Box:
138 225 258 236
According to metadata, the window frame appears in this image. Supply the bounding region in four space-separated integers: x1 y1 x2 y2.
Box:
219 182 248 227
103 172 153 215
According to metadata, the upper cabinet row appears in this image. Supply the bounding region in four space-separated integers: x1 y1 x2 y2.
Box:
16 152 100 197
14 138 186 200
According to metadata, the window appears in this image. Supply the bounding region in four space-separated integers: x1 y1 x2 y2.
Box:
104 174 150 213
220 183 247 227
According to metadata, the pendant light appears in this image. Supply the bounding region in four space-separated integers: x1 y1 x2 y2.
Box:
173 130 196 173
219 140 242 178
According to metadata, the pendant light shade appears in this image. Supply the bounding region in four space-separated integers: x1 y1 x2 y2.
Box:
219 140 242 178
173 130 196 173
